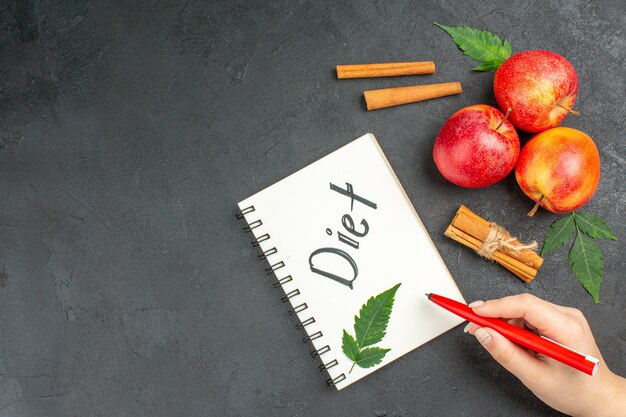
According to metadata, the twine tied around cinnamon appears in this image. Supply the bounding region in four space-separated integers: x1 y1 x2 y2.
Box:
476 222 538 260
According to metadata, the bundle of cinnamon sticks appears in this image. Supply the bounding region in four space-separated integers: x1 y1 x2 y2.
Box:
336 61 462 110
445 205 543 282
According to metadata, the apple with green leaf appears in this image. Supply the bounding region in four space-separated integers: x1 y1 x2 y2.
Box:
435 24 580 132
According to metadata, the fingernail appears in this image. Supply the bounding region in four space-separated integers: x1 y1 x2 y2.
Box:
468 300 484 308
474 328 491 346
463 323 472 333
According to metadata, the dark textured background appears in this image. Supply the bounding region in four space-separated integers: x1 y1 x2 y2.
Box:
0 0 624 416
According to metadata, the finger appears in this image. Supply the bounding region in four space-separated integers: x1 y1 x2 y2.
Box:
506 318 541 337
467 320 533 335
473 327 547 384
525 321 537 331
469 294 578 340
468 318 534 331
468 322 538 356
508 318 525 329
464 322 476 334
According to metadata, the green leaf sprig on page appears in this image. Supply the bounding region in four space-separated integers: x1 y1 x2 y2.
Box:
434 23 512 71
342 283 401 372
542 212 617 303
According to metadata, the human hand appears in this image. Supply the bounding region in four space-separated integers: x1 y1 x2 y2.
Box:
465 294 626 417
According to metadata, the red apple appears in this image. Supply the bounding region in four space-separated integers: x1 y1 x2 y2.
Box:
433 104 520 188
515 127 600 216
494 50 579 133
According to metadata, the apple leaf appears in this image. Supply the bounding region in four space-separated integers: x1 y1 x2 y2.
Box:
472 59 502 72
541 213 576 256
574 212 618 240
568 230 604 304
434 23 512 71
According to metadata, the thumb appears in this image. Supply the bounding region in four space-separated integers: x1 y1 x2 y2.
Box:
473 327 546 383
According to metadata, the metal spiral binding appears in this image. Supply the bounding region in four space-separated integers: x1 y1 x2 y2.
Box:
311 345 330 357
236 205 255 219
252 233 270 247
258 247 277 260
266 261 285 274
319 359 338 372
287 303 307 316
295 317 315 330
326 374 347 386
237 205 345 388
243 219 263 232
302 331 323 343
272 275 293 288
280 289 300 303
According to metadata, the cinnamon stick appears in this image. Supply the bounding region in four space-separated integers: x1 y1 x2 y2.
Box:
364 82 462 111
444 205 543 282
336 61 436 79
445 225 537 282
453 205 543 269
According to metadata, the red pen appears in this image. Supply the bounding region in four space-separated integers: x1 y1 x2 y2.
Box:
426 293 599 376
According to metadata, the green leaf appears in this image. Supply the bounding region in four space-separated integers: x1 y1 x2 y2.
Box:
434 23 512 71
541 214 577 256
472 60 502 71
574 213 618 240
568 230 604 303
342 283 401 372
342 330 359 362
354 347 390 369
354 283 401 348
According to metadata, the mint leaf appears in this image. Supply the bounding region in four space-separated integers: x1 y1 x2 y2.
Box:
434 23 512 71
542 214 577 256
354 283 401 348
568 230 604 304
354 347 390 369
574 213 618 240
342 330 359 362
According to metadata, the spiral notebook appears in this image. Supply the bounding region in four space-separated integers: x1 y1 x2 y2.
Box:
237 133 465 390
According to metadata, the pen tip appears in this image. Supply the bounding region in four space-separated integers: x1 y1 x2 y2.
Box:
425 293 432 300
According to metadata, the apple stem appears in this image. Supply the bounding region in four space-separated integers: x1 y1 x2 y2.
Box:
556 103 580 116
527 195 544 217
495 107 512 132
